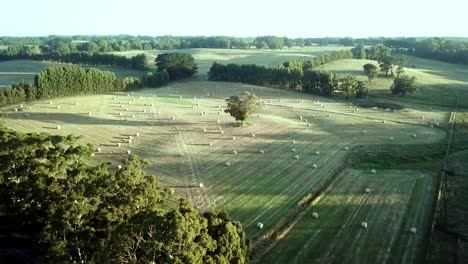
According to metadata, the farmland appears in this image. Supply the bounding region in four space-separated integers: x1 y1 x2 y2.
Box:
1 47 465 263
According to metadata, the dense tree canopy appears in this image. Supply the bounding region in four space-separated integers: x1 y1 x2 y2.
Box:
155 53 198 80
390 74 417 96
0 128 249 263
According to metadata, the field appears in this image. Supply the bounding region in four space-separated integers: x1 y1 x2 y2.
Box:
1 48 466 263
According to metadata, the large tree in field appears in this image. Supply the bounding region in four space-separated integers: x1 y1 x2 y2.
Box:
155 53 198 80
339 75 358 99
363 63 378 95
391 74 417 96
225 92 261 125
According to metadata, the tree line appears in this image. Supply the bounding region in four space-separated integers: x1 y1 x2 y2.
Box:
0 127 249 263
0 53 197 108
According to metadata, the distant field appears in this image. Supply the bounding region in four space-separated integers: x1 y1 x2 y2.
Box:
316 56 468 108
0 59 145 88
110 46 350 77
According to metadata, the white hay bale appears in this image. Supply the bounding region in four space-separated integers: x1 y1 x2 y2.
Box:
365 188 371 193
128 139 132 144
355 108 359 112
131 92 134 95
113 97 116 100
312 114 316 118
88 112 92 116
259 150 264 154
129 135 133 140
56 106 60 109
135 133 140 137
257 222 263 229
221 130 224 134
371 169 376 174
291 148 296 152
120 105 124 108
389 136 394 140
127 94 130 97
307 123 311 127
410 227 417 234
328 114 331 117
203 111 207 115
117 143 122 147
91 153 95 157
412 134 417 138
292 140 296 144
315 151 320 156
125 108 129 112
118 165 123 170
218 105 222 108
349 106 352 109
199 183 204 188
421 115 425 120
127 150 131 155
97 147 102 153
179 95 182 99
131 115 135 118
232 136 236 140
143 109 147 113
19 104 23 108
203 128 207 132
344 146 349 151
252 133 256 138
435 122 440 126
312 212 319 218
170 188 175 194
362 130 367 134
178 131 182 135
312 164 318 169
233 150 237 155
300 99 304 103
49 101 53 104
299 116 303 120
14 108 18 112
294 155 299 160
361 222 368 229
200 113 204 116
217 119 220 123
171 117 176 120
56 125 61 130
209 142 213 146
151 103 154 107
119 112 123 116
225 162 231 166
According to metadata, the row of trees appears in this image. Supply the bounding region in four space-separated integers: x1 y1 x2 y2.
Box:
208 62 367 98
0 128 249 263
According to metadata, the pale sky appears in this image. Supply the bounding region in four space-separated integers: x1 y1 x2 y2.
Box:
2 0 467 37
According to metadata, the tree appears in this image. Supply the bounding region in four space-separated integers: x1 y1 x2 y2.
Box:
363 63 378 95
379 56 393 76
155 53 198 80
391 74 417 95
339 75 358 99
351 45 366 59
224 92 261 125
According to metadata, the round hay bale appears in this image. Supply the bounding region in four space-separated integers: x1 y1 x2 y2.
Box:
135 133 140 137
252 133 256 137
371 169 376 174
171 117 176 120
233 150 237 155
315 151 320 156
412 134 417 138
14 108 18 112
143 109 147 113
257 222 263 229
88 112 92 116
299 116 303 120
127 150 131 155
49 101 53 104
225 162 231 167
199 183 204 188
294 155 299 160
56 106 60 109
312 212 319 218
118 165 123 170
344 146 349 151
209 142 213 146
113 97 116 100
179 96 182 99
203 128 207 132
117 143 122 147
129 135 133 140
307 124 311 127
128 139 132 144
410 227 417 234
421 116 425 120
328 114 331 117
292 140 296 144
291 148 296 152
232 136 236 140
200 113 204 116
362 130 367 134
389 136 394 140
217 119 220 123
312 164 318 169
120 105 124 108
365 188 371 193
19 104 23 108
170 188 175 194
259 150 264 154
56 125 61 130
97 147 102 153
125 108 129 112
361 222 368 229
221 130 224 134
91 153 95 157
131 115 135 118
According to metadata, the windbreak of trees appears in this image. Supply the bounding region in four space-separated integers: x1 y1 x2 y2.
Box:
208 62 366 98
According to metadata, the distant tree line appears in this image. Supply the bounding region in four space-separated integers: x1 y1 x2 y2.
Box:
0 127 250 263
382 37 468 65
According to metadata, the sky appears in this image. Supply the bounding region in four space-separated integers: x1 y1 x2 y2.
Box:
2 0 467 37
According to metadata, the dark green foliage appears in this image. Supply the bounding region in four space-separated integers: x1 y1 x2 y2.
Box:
142 70 170 88
102 204 249 264
253 36 285 49
391 74 417 96
363 63 379 82
155 53 198 80
351 45 366 59
311 50 353 67
225 92 261 125
34 66 121 98
0 128 249 263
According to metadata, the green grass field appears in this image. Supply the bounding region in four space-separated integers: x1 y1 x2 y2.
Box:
1 48 466 263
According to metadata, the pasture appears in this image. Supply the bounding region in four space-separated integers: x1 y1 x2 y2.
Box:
0 80 447 254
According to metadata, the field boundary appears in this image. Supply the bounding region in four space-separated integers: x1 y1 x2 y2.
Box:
424 97 458 262
249 160 347 263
